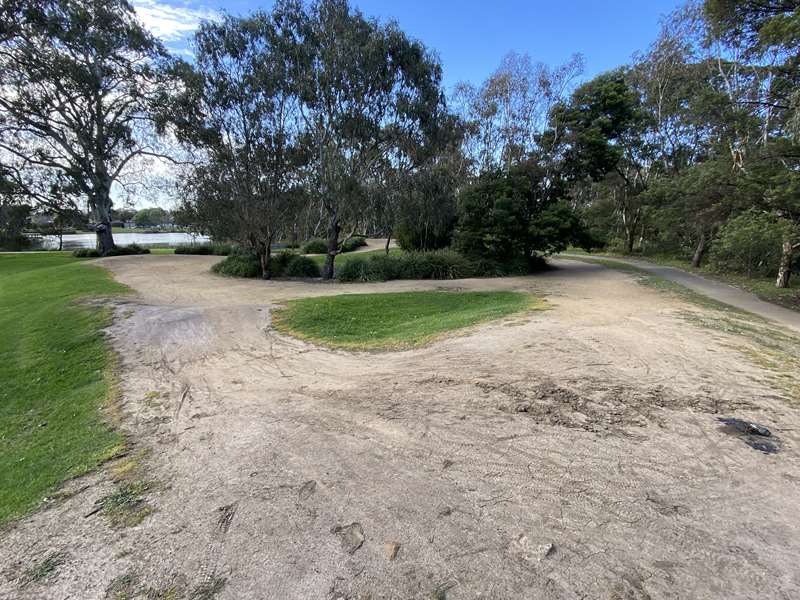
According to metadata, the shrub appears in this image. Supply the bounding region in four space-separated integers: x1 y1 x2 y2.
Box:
268 250 295 277
212 254 261 278
302 238 328 254
341 236 367 252
174 242 234 256
283 255 321 278
337 257 372 282
72 248 101 258
104 243 150 257
709 211 792 278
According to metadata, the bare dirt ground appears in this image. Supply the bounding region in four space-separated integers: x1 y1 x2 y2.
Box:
3 252 800 600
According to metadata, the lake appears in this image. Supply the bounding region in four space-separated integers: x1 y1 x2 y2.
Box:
37 232 210 250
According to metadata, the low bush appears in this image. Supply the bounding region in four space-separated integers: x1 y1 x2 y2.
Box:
104 244 150 257
212 254 261 278
72 244 151 258
341 236 367 253
174 242 234 256
284 255 321 278
72 248 101 258
336 250 531 282
302 238 328 254
709 210 793 278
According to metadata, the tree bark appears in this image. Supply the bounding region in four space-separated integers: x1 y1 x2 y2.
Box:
691 234 707 268
321 216 340 280
385 233 391 254
775 238 794 288
92 189 115 255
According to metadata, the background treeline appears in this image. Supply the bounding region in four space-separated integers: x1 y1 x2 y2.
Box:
1 0 799 287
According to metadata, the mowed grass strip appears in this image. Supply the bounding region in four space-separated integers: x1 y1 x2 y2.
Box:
272 290 540 349
0 253 128 524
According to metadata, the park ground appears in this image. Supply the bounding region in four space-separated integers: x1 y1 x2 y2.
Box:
2 242 800 599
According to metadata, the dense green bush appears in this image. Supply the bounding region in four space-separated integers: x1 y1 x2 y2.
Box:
283 255 321 277
73 244 150 258
104 243 150 257
336 250 531 282
302 238 328 254
174 242 234 255
212 254 261 278
341 236 367 252
709 211 793 277
72 248 101 258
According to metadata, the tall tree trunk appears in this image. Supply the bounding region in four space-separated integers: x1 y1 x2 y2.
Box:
691 233 707 268
625 229 635 254
92 189 115 255
322 215 340 280
775 238 793 288
385 233 391 254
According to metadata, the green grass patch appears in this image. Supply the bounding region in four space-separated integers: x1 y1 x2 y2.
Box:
0 253 128 524
273 290 542 350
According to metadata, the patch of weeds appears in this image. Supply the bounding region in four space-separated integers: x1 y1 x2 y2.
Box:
106 572 138 599
145 585 181 600
190 576 226 600
20 551 68 586
99 481 155 528
110 449 151 483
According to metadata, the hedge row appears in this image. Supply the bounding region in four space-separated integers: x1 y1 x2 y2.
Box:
337 250 530 282
174 242 235 256
212 250 321 279
72 244 150 258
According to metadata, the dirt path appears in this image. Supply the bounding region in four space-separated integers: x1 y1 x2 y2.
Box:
2 256 800 599
562 254 800 335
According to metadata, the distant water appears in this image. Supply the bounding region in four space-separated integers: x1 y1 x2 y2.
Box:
37 232 210 250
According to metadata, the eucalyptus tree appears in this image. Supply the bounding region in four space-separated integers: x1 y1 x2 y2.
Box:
165 11 306 278
293 0 448 279
0 0 170 254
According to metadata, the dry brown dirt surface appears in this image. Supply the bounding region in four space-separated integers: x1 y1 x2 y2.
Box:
2 253 800 600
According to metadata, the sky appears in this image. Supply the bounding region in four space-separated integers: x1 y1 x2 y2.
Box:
132 0 686 92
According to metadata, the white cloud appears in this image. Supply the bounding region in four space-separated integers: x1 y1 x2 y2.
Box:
132 0 217 42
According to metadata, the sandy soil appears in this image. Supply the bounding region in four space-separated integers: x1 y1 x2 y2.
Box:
2 253 800 600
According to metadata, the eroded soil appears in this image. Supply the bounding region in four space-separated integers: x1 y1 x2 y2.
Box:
2 253 800 600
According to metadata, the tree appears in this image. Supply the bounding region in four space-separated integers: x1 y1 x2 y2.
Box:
0 0 170 254
454 161 591 267
164 10 307 278
133 207 168 227
294 0 448 278
548 72 651 253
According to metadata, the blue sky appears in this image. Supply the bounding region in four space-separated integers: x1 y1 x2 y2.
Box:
132 0 684 91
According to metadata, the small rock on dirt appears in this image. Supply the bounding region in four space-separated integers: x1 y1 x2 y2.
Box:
332 522 365 554
384 542 401 561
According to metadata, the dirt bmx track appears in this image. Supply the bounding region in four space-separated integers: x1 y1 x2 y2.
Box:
2 249 800 599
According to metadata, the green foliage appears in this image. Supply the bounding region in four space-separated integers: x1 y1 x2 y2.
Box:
133 207 168 227
336 249 530 282
72 248 101 258
341 236 367 252
174 242 234 256
104 243 151 257
709 210 795 277
454 162 591 265
212 254 261 278
273 291 538 349
0 202 32 250
0 253 128 523
283 255 321 278
302 239 329 254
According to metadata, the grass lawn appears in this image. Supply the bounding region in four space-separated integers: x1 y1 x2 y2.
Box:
272 290 541 350
0 253 128 524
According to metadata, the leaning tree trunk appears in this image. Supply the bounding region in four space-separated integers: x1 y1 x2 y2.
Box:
691 233 707 268
775 238 794 288
385 233 391 254
321 214 340 280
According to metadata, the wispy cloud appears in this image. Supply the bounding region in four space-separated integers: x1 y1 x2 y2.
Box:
132 0 217 42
